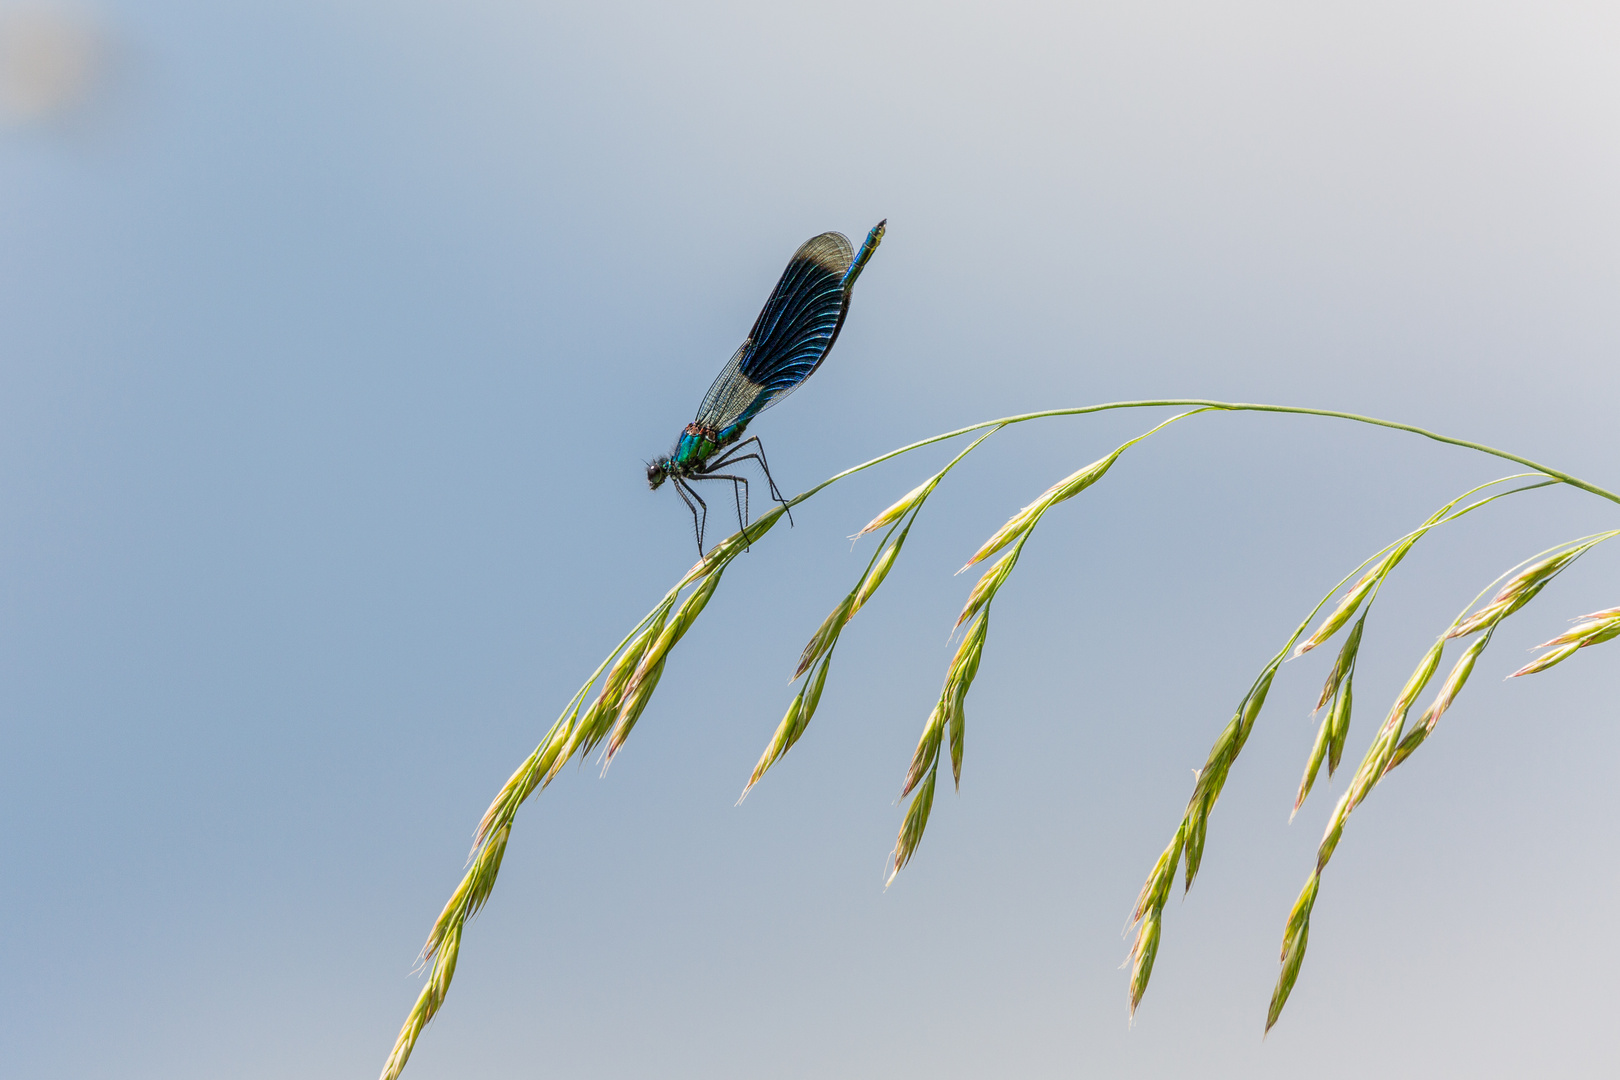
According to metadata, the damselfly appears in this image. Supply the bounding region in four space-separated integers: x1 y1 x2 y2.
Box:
647 220 885 553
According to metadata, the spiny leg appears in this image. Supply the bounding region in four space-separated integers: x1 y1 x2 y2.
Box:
673 477 708 555
704 437 793 527
689 472 751 549
703 453 793 532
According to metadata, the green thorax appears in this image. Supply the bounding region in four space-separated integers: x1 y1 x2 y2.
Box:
672 421 747 470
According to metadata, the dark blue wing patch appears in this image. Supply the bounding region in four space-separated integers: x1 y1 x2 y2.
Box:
696 232 855 432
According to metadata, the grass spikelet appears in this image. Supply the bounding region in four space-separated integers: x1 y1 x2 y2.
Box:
796 592 855 679
1326 677 1353 776
604 657 665 763
1132 824 1185 925
857 477 933 536
848 537 900 619
564 611 670 767
625 570 725 701
1387 637 1486 772
1510 606 1620 677
1317 789 1351 868
1265 873 1319 1035
1235 665 1277 751
606 570 725 765
888 764 937 885
901 704 944 798
1294 573 1378 658
380 919 461 1080
961 499 1045 572
473 729 560 849
1339 639 1443 814
1536 606 1620 648
1180 662 1277 891
740 654 831 800
419 823 509 967
1315 615 1365 710
961 410 1205 571
1127 910 1161 1017
1446 583 1546 639
1391 639 1444 720
858 425 1005 540
676 506 786 590
1489 549 1581 606
959 449 1126 570
1508 642 1579 678
957 542 1021 628
1446 539 1611 639
1294 715 1331 816
947 613 988 787
1125 823 1185 1015
900 610 988 809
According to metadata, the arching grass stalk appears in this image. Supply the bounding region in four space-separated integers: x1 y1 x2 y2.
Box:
1264 529 1620 1030
1126 474 1556 1015
381 401 1618 1080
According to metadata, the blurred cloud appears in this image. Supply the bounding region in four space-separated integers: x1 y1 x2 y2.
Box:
0 5 104 126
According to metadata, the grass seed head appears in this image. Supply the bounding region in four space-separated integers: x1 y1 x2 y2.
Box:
604 655 665 765
1392 640 1445 719
887 765 938 885
740 655 833 800
1317 790 1351 868
1488 548 1579 607
1295 573 1378 657
1423 637 1485 725
1326 678 1353 776
568 614 669 766
1182 794 1215 891
1315 616 1365 710
901 704 945 797
1508 641 1580 678
628 571 723 700
1294 713 1332 816
858 477 933 536
957 545 1019 628
1127 911 1161 1017
676 506 785 589
741 691 804 800
1050 449 1124 504
1448 576 1551 639
796 592 854 679
1132 823 1185 924
961 500 1045 572
1534 608 1620 650
959 452 1123 571
848 538 901 619
1266 874 1319 1034
941 615 988 788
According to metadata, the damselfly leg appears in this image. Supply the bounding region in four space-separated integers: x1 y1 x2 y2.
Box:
702 436 793 526
672 478 708 554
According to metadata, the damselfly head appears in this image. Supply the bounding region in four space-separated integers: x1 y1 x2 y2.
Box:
646 458 670 490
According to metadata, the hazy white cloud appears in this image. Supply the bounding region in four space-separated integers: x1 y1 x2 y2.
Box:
0 6 104 125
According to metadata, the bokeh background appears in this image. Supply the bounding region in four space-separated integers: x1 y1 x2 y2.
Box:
3 2 1618 1077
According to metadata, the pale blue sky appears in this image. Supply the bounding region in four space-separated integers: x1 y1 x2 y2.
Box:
3 2 1618 1077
